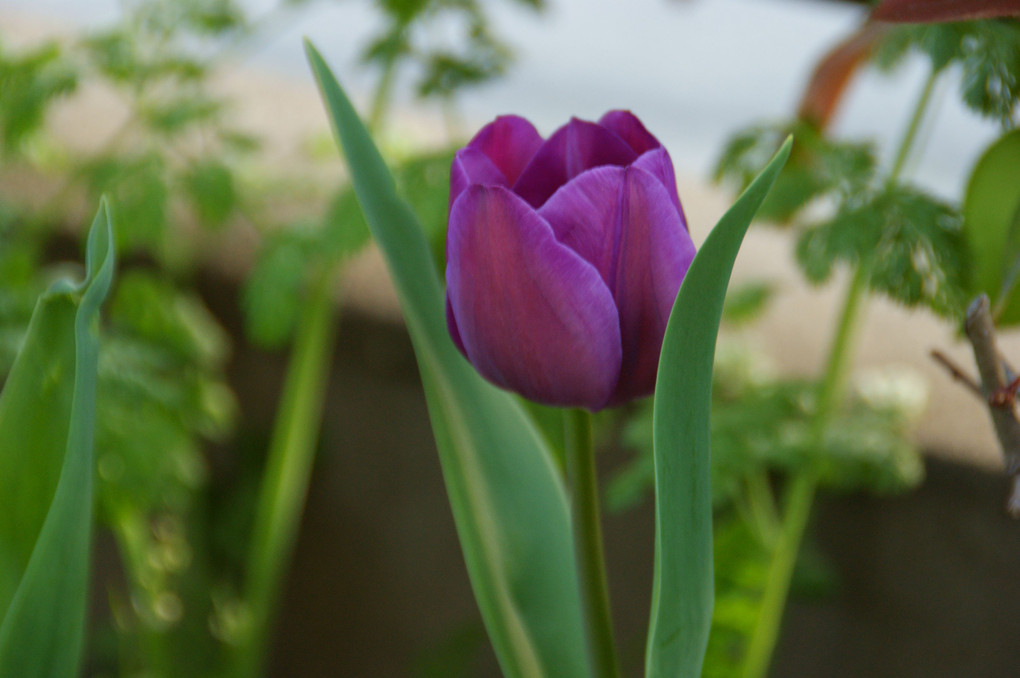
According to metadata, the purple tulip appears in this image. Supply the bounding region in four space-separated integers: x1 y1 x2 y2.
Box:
445 111 696 411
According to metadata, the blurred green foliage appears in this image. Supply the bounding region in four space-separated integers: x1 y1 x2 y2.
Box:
695 14 1020 677
0 0 523 673
875 19 1020 127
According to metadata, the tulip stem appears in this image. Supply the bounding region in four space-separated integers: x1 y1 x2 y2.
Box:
564 408 620 678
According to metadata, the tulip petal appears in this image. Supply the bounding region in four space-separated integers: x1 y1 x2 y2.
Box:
450 147 508 209
633 148 686 226
513 118 637 208
446 296 467 355
467 115 544 185
540 166 695 403
446 185 622 409
598 110 662 155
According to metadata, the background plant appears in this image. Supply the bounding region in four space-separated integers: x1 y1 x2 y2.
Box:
0 0 539 675
608 5 1020 677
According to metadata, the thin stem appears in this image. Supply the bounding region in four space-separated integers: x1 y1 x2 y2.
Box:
739 66 941 678
887 67 938 187
564 408 619 678
739 470 816 678
368 56 399 136
815 261 870 427
739 261 867 678
233 268 339 678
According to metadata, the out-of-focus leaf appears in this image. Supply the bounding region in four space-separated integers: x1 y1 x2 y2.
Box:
645 136 791 678
242 225 317 349
110 271 229 368
393 148 456 264
182 159 237 228
721 281 777 328
714 122 875 224
83 154 169 253
0 200 115 676
874 20 1020 125
796 186 967 318
0 40 78 152
873 0 1020 23
308 43 591 677
143 96 223 134
322 189 372 262
963 129 1020 324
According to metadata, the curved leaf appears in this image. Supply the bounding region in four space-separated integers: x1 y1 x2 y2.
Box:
963 130 1020 325
0 200 115 676
306 44 591 678
646 139 792 677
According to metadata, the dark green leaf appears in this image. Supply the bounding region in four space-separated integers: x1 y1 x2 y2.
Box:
308 44 590 677
963 130 1020 324
646 136 791 677
796 186 967 318
0 200 115 676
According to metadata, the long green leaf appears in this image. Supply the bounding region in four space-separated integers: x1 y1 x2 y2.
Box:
306 43 591 678
962 129 1020 325
0 200 115 677
646 138 792 677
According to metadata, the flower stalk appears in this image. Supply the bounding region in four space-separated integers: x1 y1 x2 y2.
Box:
564 408 620 678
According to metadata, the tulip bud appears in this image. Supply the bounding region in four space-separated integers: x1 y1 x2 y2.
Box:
445 111 696 410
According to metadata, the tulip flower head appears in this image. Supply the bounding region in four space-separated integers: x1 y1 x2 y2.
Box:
445 111 696 411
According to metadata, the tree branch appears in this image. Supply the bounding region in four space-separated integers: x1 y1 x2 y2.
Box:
962 295 1020 517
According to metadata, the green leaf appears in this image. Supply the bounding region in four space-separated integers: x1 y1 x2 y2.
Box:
874 21 1020 125
713 121 874 225
721 280 777 328
796 186 966 318
645 137 791 678
182 159 237 228
243 226 316 348
306 43 591 677
0 199 115 676
0 40 78 153
963 129 1020 325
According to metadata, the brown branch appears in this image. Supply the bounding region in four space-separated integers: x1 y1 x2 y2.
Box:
963 295 1020 517
930 349 983 399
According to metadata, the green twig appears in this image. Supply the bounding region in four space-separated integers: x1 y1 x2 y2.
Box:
233 269 339 678
740 66 941 678
887 67 938 188
564 408 619 678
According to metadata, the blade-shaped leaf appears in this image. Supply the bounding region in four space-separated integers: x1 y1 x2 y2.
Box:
963 129 1020 325
646 138 792 678
0 200 115 676
306 43 591 678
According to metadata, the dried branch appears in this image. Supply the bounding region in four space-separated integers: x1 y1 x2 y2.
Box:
930 349 983 398
963 295 1020 517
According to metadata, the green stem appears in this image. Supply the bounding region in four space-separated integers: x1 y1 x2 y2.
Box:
887 67 939 187
739 67 942 678
739 470 816 678
233 269 339 678
739 262 867 678
564 409 619 678
368 56 399 136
